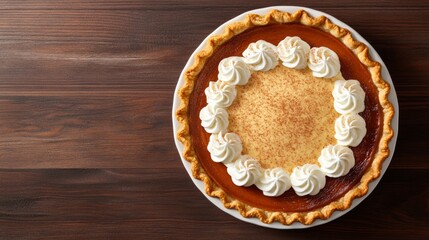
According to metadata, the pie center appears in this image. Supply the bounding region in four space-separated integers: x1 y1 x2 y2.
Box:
228 65 341 173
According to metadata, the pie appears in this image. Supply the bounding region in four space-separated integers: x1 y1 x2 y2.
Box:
175 9 394 225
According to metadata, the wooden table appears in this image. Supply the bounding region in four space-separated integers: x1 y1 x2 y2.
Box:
0 1 427 239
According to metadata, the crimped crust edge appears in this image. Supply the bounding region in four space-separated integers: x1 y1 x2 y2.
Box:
176 9 395 225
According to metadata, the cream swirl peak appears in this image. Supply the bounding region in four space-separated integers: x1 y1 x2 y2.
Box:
335 114 367 147
208 131 242 165
255 168 291 197
218 57 251 85
199 105 229 134
242 40 278 71
318 145 355 178
291 164 326 196
333 80 365 114
199 37 367 197
227 156 262 187
308 47 341 78
205 81 237 108
277 36 310 69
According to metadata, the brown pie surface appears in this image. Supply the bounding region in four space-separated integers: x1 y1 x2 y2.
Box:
229 66 340 173
176 10 394 224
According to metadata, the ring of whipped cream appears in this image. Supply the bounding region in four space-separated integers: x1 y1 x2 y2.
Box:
199 36 367 197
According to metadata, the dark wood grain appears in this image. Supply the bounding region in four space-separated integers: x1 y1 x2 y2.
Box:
0 169 427 239
0 94 176 168
0 0 427 239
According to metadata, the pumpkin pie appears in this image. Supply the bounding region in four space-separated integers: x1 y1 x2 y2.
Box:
176 9 394 225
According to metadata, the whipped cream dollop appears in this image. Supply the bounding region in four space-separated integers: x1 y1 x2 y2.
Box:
205 81 237 108
199 105 228 134
218 56 251 85
308 47 341 78
318 145 355 178
227 155 262 187
255 168 291 197
334 114 367 147
242 40 278 71
207 131 242 165
291 164 326 196
333 80 365 114
277 36 310 69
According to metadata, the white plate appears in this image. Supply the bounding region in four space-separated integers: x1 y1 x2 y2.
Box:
171 6 399 229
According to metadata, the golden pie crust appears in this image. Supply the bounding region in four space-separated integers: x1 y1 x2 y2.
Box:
176 9 394 225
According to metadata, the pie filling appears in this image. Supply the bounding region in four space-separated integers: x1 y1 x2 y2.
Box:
200 37 367 197
188 23 382 212
229 66 338 174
